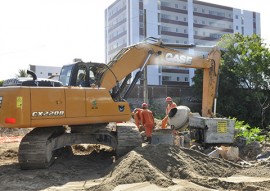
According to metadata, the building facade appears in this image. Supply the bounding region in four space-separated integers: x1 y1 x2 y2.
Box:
105 0 261 86
29 65 62 80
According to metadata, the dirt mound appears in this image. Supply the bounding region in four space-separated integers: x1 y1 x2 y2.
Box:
0 128 32 137
87 144 243 191
0 149 18 159
88 151 175 191
135 144 241 178
237 158 270 178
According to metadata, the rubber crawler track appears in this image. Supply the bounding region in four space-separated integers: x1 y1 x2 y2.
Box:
18 126 65 170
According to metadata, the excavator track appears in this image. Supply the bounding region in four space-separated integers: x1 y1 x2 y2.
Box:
116 124 142 157
18 126 65 170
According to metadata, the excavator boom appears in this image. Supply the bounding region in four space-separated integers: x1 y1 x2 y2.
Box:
100 38 221 116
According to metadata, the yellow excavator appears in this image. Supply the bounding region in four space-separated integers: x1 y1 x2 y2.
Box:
0 37 225 169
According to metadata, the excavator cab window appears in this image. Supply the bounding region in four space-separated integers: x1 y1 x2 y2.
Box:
59 65 72 86
76 67 87 87
89 70 95 85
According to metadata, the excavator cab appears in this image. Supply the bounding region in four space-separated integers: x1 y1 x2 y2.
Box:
58 61 107 87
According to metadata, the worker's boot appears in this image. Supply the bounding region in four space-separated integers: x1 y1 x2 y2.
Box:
146 137 152 144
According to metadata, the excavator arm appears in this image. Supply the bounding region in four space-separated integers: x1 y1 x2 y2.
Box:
99 38 221 117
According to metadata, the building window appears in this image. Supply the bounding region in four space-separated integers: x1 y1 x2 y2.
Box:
236 26 239 30
217 12 225 17
161 14 170 19
162 76 171 81
235 15 238 19
183 5 186 10
210 33 222 38
184 17 187 22
194 7 197 12
194 19 197 23
184 29 187 33
161 26 170 31
48 72 52 76
202 20 205 25
209 10 215 15
176 16 178 20
202 8 205 13
185 77 188 82
175 4 178 8
177 77 180 81
161 2 170 7
217 23 225 27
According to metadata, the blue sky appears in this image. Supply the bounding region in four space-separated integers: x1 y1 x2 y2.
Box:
0 0 268 80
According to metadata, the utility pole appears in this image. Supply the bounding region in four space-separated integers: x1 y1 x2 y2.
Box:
143 9 148 104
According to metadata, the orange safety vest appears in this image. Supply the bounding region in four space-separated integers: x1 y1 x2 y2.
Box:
166 102 177 115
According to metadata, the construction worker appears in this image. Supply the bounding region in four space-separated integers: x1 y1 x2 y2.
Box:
161 97 177 129
140 103 155 143
132 108 143 131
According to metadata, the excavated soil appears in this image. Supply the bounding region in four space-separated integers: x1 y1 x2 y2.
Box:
88 144 270 191
1 128 270 191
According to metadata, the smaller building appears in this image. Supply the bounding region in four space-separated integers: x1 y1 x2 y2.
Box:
29 65 62 80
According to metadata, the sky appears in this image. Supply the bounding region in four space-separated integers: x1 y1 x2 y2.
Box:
0 0 269 80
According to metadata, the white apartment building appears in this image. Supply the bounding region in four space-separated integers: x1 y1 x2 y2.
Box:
29 65 62 80
105 0 261 86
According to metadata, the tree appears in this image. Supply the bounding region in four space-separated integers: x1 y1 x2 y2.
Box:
16 69 28 77
192 33 270 128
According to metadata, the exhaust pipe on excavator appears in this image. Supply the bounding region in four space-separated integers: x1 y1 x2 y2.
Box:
27 70 37 81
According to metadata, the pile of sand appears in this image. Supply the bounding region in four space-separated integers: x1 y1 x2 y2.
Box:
88 144 244 191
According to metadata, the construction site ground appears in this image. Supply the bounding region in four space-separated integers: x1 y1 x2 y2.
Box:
1 128 270 191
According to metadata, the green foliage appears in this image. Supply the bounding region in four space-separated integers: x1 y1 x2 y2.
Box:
233 118 266 143
217 33 270 91
16 69 28 77
148 99 166 119
192 33 270 128
0 80 3 87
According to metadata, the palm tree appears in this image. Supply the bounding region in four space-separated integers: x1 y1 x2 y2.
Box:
16 69 28 77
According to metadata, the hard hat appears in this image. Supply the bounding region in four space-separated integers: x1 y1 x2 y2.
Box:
166 97 172 102
142 103 148 108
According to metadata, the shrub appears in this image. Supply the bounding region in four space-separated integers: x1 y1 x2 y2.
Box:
233 118 266 143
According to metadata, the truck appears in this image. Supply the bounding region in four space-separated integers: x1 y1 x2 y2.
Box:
0 37 231 169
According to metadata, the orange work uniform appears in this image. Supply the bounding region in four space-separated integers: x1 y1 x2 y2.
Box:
133 108 143 130
140 108 155 138
161 101 177 129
